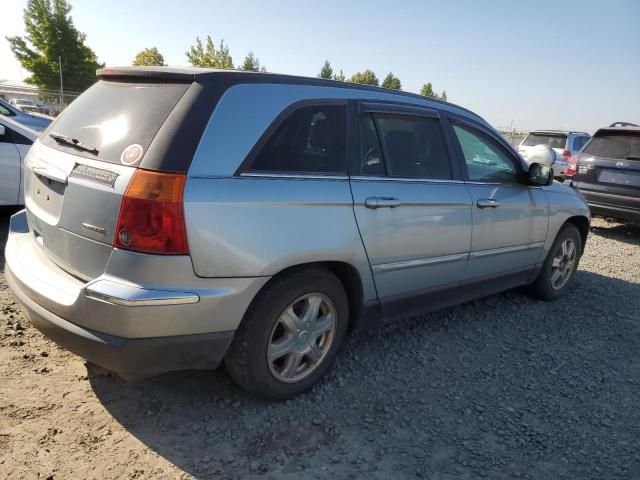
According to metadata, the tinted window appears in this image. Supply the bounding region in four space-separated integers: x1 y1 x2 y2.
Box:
249 104 346 174
374 114 451 179
3 127 32 146
522 133 567 149
453 125 518 182
583 132 640 160
573 136 588 151
40 80 189 165
0 103 15 117
359 114 386 176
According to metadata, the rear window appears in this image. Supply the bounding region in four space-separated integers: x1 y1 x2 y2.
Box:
522 133 567 149
583 132 640 160
41 80 190 165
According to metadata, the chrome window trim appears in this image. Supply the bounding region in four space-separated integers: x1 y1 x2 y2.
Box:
239 172 349 180
350 176 465 184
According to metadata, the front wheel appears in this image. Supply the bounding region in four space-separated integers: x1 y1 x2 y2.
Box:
529 223 582 301
225 267 348 400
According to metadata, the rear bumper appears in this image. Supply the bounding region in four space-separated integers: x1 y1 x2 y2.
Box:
578 190 640 222
7 265 233 378
4 209 270 377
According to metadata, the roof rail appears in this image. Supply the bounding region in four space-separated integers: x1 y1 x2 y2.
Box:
609 121 639 128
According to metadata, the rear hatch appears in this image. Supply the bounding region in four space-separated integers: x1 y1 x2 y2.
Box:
24 79 191 280
518 132 567 163
572 128 640 205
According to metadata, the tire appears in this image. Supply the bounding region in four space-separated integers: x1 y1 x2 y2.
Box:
528 223 582 301
225 267 349 400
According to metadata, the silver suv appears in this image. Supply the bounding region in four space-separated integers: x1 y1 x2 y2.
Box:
518 130 591 179
5 68 590 399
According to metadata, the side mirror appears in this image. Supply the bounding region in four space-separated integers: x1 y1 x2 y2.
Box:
0 125 5 138
528 162 553 186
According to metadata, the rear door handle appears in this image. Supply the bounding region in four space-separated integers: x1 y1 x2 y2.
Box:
477 198 500 209
365 196 401 209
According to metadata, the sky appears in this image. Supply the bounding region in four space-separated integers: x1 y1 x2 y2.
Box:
1 0 639 133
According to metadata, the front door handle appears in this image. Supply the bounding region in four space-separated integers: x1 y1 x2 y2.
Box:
477 198 500 209
365 196 401 209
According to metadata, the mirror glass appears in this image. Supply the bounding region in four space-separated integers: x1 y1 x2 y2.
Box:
529 162 552 186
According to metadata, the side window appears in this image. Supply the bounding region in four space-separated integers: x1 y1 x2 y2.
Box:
573 136 587 151
248 104 346 174
0 104 15 116
372 114 452 179
359 114 385 176
453 125 519 183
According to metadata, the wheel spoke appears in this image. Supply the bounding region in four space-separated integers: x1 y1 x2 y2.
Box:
566 241 575 259
306 344 322 364
552 256 562 268
280 307 302 332
561 241 568 257
550 268 563 286
281 352 303 379
314 313 334 338
269 335 295 361
303 296 322 324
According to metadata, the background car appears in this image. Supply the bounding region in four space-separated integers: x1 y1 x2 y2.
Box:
0 97 52 132
570 122 640 222
518 130 591 179
0 115 36 206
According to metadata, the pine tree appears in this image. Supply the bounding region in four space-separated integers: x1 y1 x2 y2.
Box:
318 60 333 79
381 72 401 90
239 51 265 72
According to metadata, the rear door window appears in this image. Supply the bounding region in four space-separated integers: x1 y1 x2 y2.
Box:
40 80 190 165
247 104 347 174
583 132 640 160
369 114 452 179
522 133 567 149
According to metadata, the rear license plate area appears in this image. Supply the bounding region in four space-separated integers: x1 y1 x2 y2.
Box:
597 168 640 187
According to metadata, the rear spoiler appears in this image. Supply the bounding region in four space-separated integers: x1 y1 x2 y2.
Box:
97 67 199 82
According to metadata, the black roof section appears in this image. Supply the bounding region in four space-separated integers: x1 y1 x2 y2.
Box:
97 66 478 119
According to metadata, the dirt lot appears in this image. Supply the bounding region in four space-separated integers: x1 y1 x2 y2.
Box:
0 211 638 480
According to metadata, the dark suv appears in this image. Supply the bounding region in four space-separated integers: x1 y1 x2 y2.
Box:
571 123 640 222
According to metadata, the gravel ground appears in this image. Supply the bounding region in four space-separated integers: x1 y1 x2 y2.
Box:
0 211 639 480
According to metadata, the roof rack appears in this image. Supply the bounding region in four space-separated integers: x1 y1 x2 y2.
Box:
609 121 639 128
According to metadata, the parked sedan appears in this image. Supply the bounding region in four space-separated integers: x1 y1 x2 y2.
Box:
5 67 590 399
0 116 36 205
0 97 52 132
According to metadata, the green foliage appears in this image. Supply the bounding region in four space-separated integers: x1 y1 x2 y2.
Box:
333 70 346 82
349 69 379 86
318 60 333 79
132 47 165 66
6 0 102 93
420 82 435 97
440 90 448 101
382 72 401 90
239 51 265 72
186 35 233 68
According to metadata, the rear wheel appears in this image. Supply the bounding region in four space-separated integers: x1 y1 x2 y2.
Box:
529 223 582 301
225 267 348 400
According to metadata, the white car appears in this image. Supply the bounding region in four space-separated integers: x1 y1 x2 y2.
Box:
517 130 591 179
0 116 36 205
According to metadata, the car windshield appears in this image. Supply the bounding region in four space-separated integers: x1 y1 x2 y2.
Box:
583 132 640 160
522 133 567 149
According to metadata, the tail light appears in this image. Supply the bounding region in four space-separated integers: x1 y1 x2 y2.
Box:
566 155 578 176
562 149 572 161
114 170 189 254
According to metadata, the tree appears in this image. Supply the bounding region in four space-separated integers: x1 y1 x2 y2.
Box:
420 82 436 97
132 47 165 66
382 72 401 90
333 70 346 82
239 51 265 72
349 69 379 86
7 0 102 94
186 36 233 68
318 60 333 79
440 90 448 101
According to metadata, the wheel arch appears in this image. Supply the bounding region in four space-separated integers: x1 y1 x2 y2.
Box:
565 215 590 252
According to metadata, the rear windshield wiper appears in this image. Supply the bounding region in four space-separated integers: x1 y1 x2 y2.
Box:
49 132 99 155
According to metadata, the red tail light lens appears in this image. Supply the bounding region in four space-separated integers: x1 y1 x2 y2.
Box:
114 170 188 254
563 149 572 160
566 155 578 176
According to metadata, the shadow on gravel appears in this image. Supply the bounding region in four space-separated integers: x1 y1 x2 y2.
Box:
590 220 640 246
88 269 640 479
